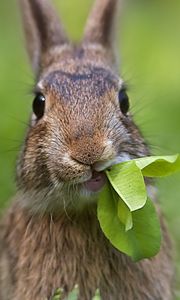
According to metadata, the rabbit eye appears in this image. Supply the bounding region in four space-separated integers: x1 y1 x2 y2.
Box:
118 89 129 115
33 93 46 119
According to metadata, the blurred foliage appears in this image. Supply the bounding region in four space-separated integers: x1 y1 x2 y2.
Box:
0 0 180 298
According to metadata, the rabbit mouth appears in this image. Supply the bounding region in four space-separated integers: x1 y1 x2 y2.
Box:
83 171 107 193
81 153 132 193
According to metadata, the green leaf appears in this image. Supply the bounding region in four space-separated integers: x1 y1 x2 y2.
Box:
98 184 132 256
110 186 132 231
52 288 63 300
66 285 79 300
98 154 180 261
98 185 161 261
52 285 79 300
129 197 161 261
117 195 133 231
106 161 147 211
134 154 180 177
92 289 101 300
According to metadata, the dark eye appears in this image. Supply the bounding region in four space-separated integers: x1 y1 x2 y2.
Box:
33 93 46 119
118 89 129 115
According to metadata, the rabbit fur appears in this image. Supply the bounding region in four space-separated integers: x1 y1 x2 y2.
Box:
0 0 174 299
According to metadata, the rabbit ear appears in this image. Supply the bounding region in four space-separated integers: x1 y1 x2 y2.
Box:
19 0 69 74
83 0 120 63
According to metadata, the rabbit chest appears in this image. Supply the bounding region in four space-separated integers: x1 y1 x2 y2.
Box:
1 203 173 300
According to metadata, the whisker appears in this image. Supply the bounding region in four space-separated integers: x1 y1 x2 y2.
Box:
6 116 31 128
63 196 73 222
0 147 20 154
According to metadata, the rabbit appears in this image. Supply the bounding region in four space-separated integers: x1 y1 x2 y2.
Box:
0 0 174 299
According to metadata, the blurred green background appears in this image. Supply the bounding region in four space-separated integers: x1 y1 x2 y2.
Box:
0 0 180 298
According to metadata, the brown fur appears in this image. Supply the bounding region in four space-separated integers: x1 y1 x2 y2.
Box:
0 203 173 300
0 0 174 299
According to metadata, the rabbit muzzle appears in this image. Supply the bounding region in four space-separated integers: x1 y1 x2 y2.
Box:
79 153 131 193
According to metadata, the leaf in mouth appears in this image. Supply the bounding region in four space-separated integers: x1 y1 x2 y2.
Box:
97 154 180 261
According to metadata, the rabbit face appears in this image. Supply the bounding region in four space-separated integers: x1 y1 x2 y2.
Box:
17 0 149 212
16 47 148 213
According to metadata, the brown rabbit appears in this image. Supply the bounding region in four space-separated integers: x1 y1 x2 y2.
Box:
0 0 174 299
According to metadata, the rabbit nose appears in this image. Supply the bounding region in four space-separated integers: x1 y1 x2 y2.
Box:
70 136 104 166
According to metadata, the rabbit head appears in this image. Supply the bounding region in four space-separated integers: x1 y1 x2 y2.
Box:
17 0 149 213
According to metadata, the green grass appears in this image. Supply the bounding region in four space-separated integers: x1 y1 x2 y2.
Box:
0 0 180 298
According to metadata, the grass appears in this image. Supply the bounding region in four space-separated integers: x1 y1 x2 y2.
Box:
0 0 180 298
